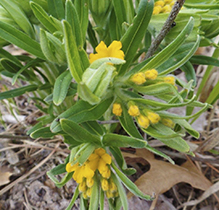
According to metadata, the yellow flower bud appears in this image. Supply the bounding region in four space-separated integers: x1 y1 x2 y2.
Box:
106 190 114 199
161 118 175 128
137 115 150 129
145 69 158 80
109 180 117 193
131 72 146 85
86 187 92 197
161 5 172 13
82 192 88 199
164 0 173 4
155 1 165 7
86 177 94 188
112 103 122 116
114 191 119 197
128 105 140 117
101 167 111 179
153 5 162 15
164 76 175 85
170 1 175 6
147 111 160 124
79 180 87 192
101 178 109 191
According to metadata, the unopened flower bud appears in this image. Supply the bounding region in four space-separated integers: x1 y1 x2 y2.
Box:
112 103 122 116
101 178 109 191
164 76 175 85
147 112 160 124
145 69 158 80
128 105 140 117
161 118 175 128
137 115 150 129
131 72 146 85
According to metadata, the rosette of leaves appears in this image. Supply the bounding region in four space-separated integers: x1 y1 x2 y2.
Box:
0 0 214 209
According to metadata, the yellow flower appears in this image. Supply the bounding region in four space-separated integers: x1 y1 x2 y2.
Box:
137 115 150 129
164 0 173 3
112 103 123 116
128 105 140 117
131 72 146 85
86 177 94 188
73 163 94 183
164 76 175 85
155 1 165 7
101 178 109 191
79 180 87 192
66 162 79 173
109 179 117 193
86 188 92 197
89 41 125 63
161 118 175 128
147 111 160 124
145 69 158 80
153 6 162 15
161 5 172 13
106 190 114 199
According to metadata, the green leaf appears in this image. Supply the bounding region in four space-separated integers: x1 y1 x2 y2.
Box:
47 170 73 188
190 54 219 67
0 85 38 100
119 0 154 75
48 0 65 20
60 119 100 144
0 48 21 66
180 61 196 85
0 0 34 38
110 173 128 210
119 102 143 139
50 96 114 133
74 0 89 43
77 82 101 105
139 17 194 72
12 58 43 85
112 162 153 200
65 0 83 47
30 126 56 138
110 147 136 175
63 20 83 83
30 1 58 33
89 175 99 210
81 121 105 136
103 133 147 148
53 70 72 106
77 143 96 165
66 186 79 210
0 21 45 59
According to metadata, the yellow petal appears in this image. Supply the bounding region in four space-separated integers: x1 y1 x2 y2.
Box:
101 153 112 165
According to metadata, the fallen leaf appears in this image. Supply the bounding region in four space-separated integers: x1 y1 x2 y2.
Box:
0 170 12 186
124 149 212 198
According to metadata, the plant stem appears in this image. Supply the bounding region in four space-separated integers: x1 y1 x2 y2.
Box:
145 0 185 59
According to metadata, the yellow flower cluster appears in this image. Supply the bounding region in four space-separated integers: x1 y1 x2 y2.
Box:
66 148 118 199
89 41 125 63
161 118 175 128
131 69 158 85
153 0 175 15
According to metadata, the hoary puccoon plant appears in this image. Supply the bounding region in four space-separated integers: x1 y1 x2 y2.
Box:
0 0 218 209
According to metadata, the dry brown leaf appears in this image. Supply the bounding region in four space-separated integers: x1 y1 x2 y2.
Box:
125 149 212 198
0 170 12 186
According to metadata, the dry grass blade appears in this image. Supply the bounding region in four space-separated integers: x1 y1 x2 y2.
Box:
178 181 219 208
0 142 60 196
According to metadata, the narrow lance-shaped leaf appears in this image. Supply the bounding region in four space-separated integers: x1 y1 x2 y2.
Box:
0 0 35 38
0 85 38 100
102 133 147 148
0 21 45 59
60 119 101 144
53 70 72 106
63 20 83 83
118 0 154 75
48 0 65 20
112 162 153 200
30 2 58 33
139 17 194 72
